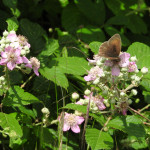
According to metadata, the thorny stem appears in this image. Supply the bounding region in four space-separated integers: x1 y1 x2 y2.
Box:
138 104 150 113
128 106 150 122
21 73 35 88
122 83 137 93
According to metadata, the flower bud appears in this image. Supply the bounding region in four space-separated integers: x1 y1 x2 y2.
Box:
120 92 125 96
93 78 99 84
10 30 16 34
104 127 108 132
103 99 108 104
135 69 139 73
72 92 79 100
74 110 82 116
111 99 116 104
131 56 137 62
41 107 50 115
21 49 26 55
134 76 140 82
1 44 5 48
3 30 8 37
121 68 128 72
135 98 140 103
92 106 98 111
106 103 110 107
141 67 148 74
131 89 137 95
96 60 103 66
84 89 91 95
128 99 132 104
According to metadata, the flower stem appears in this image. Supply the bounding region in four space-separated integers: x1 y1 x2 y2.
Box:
138 104 150 113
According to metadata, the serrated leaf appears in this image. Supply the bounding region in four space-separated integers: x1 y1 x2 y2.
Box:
142 91 150 104
89 41 101 54
76 26 105 44
63 103 87 113
56 57 90 75
39 66 69 90
127 42 150 69
85 128 113 150
6 17 19 31
108 116 146 138
2 86 41 106
20 19 46 53
75 0 105 25
40 38 59 56
0 112 22 138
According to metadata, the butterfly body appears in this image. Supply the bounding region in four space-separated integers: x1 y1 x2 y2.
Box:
99 34 121 62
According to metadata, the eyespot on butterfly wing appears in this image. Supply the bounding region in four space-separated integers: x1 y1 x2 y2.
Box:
98 34 121 61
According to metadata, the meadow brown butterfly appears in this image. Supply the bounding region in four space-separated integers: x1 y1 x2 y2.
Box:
99 34 121 62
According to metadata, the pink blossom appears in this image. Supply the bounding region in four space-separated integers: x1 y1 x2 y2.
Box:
87 55 101 65
128 62 137 72
84 66 103 81
0 46 23 70
84 94 106 110
104 52 130 76
24 57 40 76
62 113 84 133
7 33 18 42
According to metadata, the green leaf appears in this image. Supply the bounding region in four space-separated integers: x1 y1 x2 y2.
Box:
106 15 128 25
76 26 105 44
39 66 69 90
57 57 90 75
127 42 150 69
20 19 46 53
89 41 101 54
62 3 89 33
127 15 147 34
85 128 113 150
2 0 17 9
40 39 59 56
74 0 105 25
2 86 41 106
0 112 22 138
107 116 146 138
63 103 87 114
6 17 19 31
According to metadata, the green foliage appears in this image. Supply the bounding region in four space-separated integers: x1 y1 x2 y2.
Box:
6 17 19 31
85 128 113 150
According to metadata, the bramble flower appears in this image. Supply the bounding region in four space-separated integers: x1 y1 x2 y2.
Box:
23 57 40 76
117 101 129 115
0 46 23 70
105 52 130 76
84 66 104 81
62 113 84 133
128 62 137 72
84 94 106 111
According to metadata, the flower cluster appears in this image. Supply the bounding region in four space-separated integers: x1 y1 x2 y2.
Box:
83 52 148 115
0 30 40 76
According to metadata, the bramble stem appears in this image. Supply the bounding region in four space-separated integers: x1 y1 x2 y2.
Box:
21 73 35 88
128 106 150 122
138 104 150 113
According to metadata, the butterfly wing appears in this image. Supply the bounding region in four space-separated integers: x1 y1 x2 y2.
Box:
99 34 121 60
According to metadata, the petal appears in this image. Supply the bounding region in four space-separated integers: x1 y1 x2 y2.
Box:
22 56 30 63
97 102 106 110
122 109 127 115
84 75 92 81
33 67 39 76
25 63 32 69
0 59 8 65
76 116 84 124
15 49 21 57
71 125 80 133
119 52 130 67
87 58 96 65
7 61 16 70
16 56 23 64
63 123 70 131
111 65 120 76
1 52 7 59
